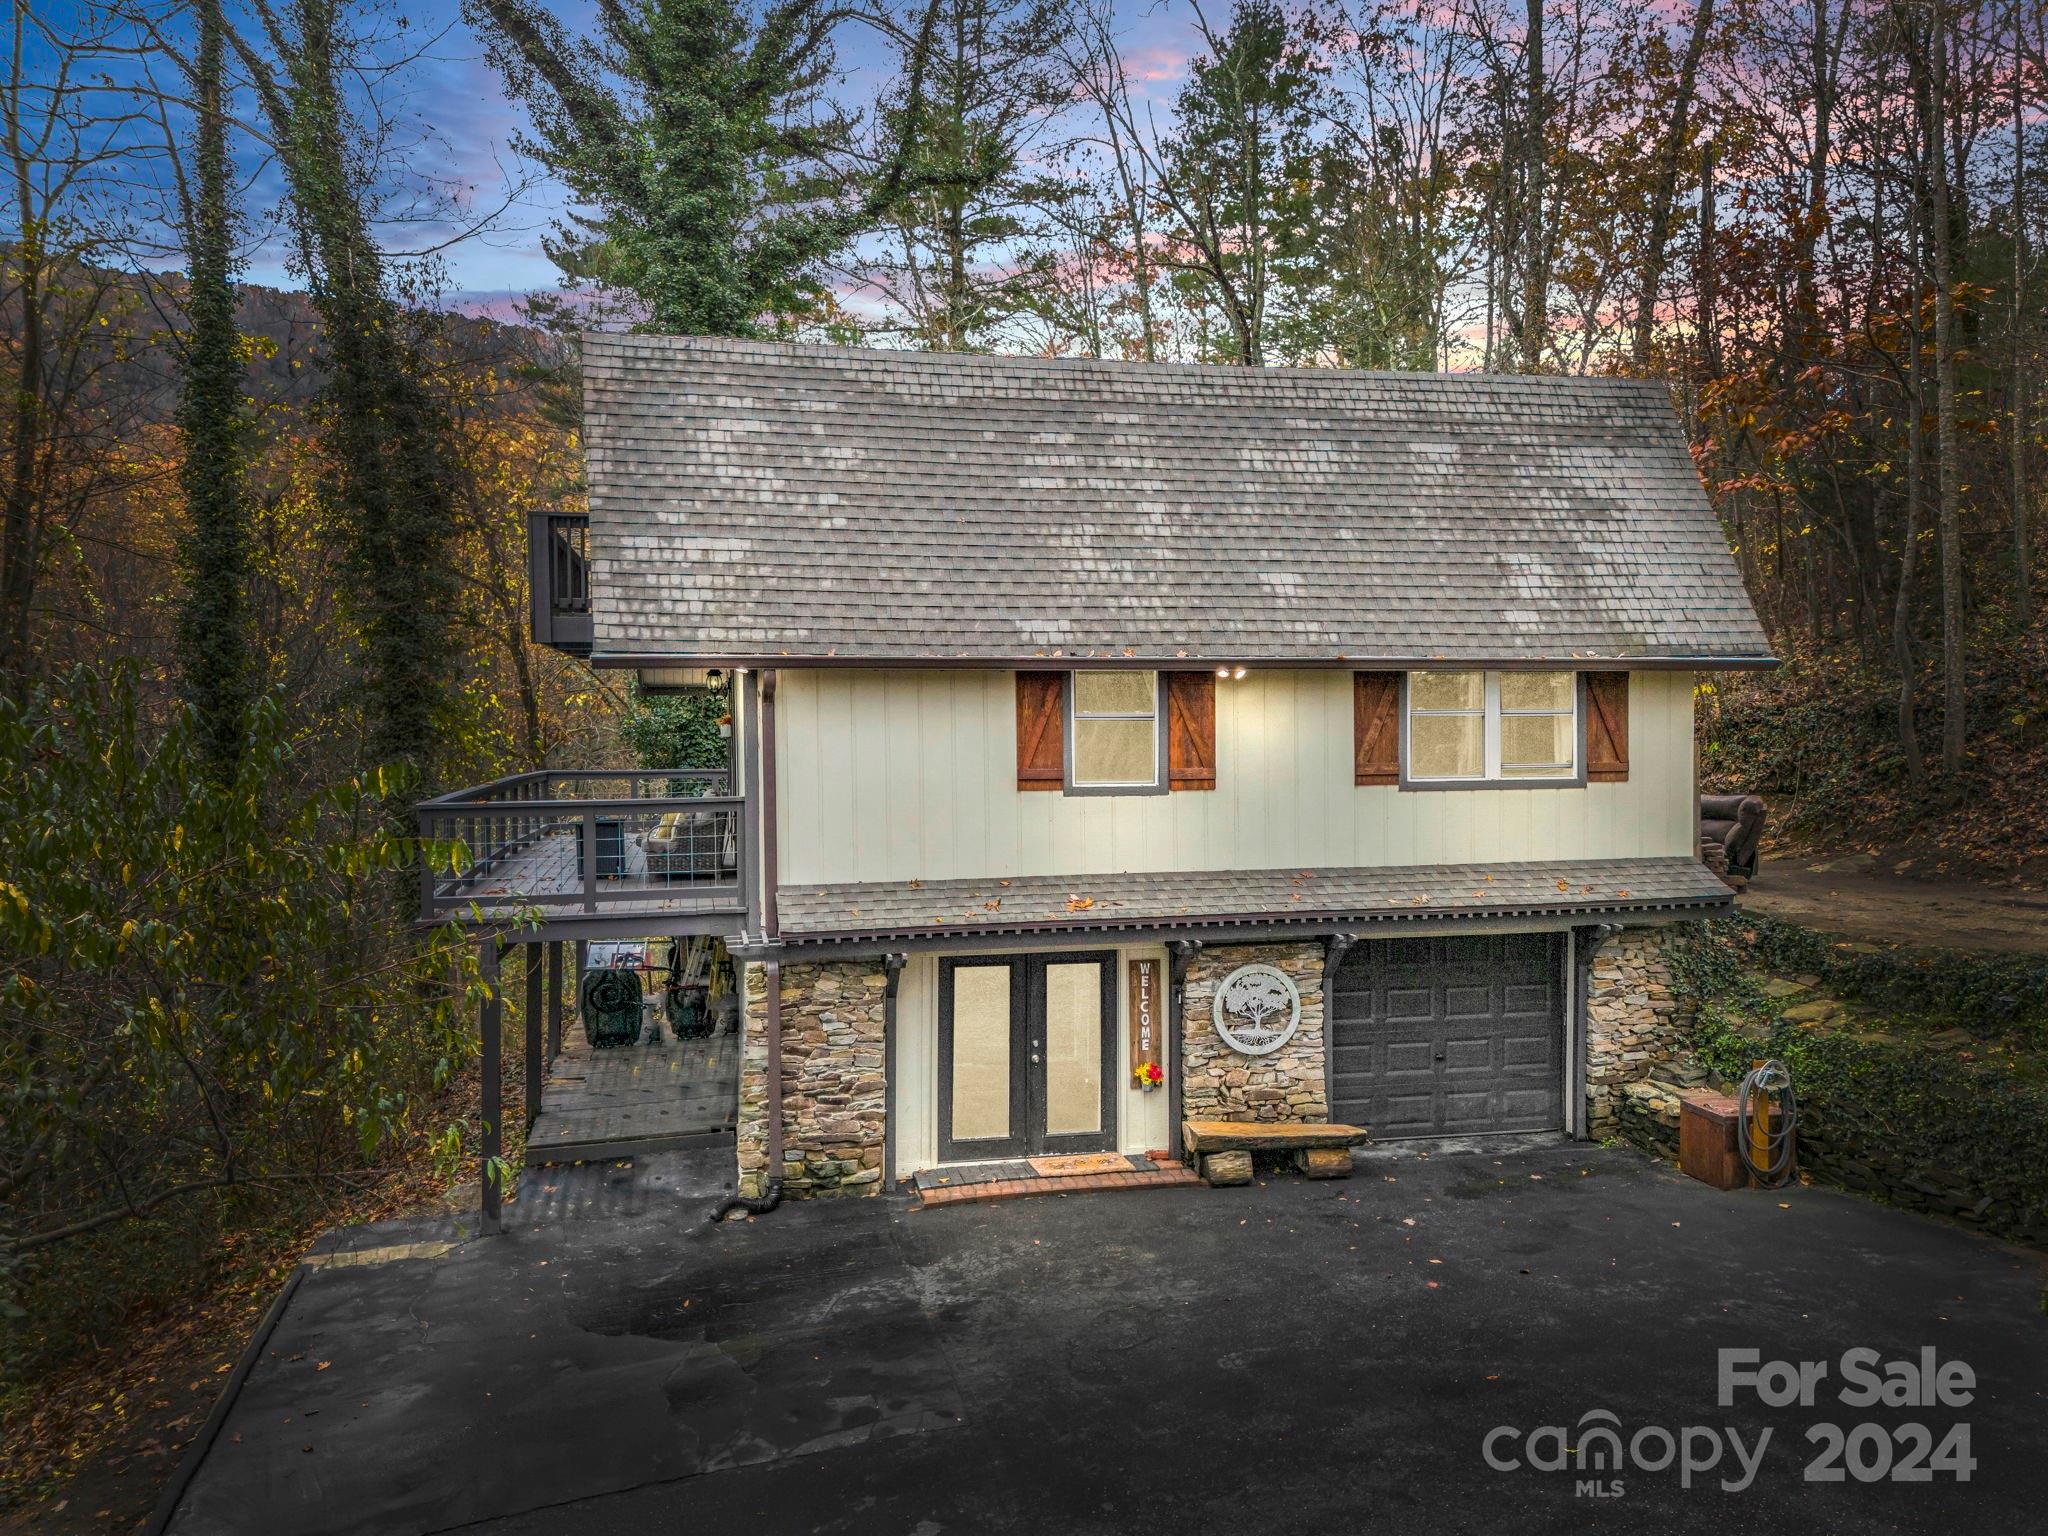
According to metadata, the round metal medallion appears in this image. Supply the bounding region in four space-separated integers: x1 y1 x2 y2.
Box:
1211 963 1302 1056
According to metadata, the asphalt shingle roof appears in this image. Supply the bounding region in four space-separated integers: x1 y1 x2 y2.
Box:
776 857 1733 945
582 335 1771 664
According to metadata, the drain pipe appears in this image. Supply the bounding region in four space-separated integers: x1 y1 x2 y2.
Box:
1570 923 1619 1139
1166 939 1202 1162
709 956 785 1221
882 953 907 1192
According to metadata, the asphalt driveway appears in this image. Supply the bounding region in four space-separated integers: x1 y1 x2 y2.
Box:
168 1140 2048 1536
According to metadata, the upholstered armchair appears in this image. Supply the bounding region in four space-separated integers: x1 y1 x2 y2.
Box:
1699 794 1767 883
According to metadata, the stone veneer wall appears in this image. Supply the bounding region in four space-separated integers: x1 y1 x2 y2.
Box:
737 960 887 1199
1181 942 1329 1124
1584 926 1693 1140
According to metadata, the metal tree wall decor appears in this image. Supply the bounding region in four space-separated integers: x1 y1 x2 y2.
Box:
1211 964 1302 1055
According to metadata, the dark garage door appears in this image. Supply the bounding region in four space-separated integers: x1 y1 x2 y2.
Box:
1330 934 1563 1138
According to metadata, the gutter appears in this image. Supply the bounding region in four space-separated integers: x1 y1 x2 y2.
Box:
741 893 1733 959
593 652 1782 674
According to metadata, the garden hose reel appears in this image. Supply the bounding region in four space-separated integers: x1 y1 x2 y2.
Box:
1736 1058 1798 1188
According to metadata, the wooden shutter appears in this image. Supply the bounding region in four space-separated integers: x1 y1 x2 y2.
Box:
1165 671 1217 791
1585 672 1630 782
1016 671 1066 791
1353 671 1402 785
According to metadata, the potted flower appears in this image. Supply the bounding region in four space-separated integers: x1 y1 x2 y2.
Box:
716 712 733 740
1133 1060 1164 1091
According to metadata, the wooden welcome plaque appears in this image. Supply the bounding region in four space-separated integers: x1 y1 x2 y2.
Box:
1128 957 1162 1087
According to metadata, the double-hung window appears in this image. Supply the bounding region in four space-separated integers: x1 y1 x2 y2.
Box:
1405 670 1578 784
1068 670 1164 791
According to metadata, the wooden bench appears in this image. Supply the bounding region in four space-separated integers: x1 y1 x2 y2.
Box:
1181 1120 1369 1185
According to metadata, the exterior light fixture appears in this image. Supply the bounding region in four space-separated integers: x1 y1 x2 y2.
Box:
1216 666 1231 678
1233 666 1248 680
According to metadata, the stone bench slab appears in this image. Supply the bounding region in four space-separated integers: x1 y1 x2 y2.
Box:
1182 1120 1369 1156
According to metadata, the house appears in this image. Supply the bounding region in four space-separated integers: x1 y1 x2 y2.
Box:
435 335 1773 1212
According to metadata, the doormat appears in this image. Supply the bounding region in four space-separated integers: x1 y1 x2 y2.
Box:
1026 1153 1132 1178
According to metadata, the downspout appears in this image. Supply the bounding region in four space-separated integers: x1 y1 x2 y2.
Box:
712 668 786 1222
882 952 907 1192
710 960 785 1221
1322 933 1358 1122
1570 923 1619 1140
1166 939 1202 1162
759 668 779 939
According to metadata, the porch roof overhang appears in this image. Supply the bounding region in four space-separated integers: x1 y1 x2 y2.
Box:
747 856 1732 959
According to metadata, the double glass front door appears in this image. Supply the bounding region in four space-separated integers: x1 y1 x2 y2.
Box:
939 952 1118 1162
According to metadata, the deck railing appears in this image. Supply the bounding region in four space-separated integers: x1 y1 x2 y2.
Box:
417 768 744 920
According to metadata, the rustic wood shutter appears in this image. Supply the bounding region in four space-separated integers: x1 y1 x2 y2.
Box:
1353 671 1402 785
1165 671 1217 791
1585 672 1630 782
1016 671 1066 791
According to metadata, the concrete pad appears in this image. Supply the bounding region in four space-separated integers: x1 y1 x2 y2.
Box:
170 1142 2048 1536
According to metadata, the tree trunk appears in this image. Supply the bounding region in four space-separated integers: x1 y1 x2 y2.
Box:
0 139 41 679
1897 162 1928 789
1926 0 1967 774
1517 0 1547 371
1630 0 1717 371
2012 1 2032 624
175 0 254 773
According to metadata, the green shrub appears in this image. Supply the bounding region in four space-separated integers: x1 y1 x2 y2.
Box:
0 666 478 1373
1670 920 2048 1245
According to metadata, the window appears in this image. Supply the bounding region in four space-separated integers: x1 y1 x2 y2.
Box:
1068 670 1163 790
1406 671 1578 784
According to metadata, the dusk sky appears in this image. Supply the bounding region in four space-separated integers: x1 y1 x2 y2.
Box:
277 0 1206 309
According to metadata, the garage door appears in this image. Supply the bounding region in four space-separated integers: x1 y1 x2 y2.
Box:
1329 934 1563 1138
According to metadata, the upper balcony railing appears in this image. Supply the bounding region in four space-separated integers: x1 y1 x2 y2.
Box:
529 512 592 656
418 768 744 924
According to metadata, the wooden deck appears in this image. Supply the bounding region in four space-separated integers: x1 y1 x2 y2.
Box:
525 1026 740 1166
440 826 743 922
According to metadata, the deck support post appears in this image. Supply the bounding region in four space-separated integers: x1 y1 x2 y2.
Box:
546 942 563 1060
480 938 504 1231
524 942 545 1131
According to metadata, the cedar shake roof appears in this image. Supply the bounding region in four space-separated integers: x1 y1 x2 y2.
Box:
775 856 1733 947
581 334 1772 665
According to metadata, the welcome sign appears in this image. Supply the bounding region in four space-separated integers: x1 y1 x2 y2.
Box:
1128 958 1162 1090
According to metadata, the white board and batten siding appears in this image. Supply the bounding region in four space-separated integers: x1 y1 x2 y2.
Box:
889 944 1173 1180
775 668 1696 888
